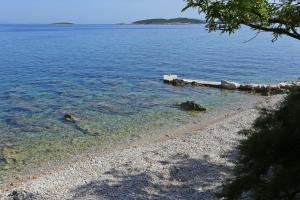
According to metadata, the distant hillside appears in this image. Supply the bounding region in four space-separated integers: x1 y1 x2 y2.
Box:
133 18 205 25
51 22 74 25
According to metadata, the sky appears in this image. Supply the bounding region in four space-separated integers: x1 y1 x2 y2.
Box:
0 0 200 24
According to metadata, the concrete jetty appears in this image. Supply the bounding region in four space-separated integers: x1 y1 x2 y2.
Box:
163 75 300 96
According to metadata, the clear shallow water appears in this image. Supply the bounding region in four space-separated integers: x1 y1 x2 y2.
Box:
0 24 299 180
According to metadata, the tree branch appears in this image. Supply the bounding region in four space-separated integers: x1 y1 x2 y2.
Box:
243 22 300 40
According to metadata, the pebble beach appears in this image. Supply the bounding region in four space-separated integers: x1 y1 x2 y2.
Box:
1 95 283 200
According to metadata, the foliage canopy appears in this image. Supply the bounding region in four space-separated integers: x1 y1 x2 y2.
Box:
183 0 300 41
183 1 300 199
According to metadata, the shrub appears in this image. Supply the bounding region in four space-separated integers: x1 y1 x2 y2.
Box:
221 87 300 200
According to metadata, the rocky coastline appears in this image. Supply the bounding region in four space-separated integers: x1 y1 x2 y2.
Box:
164 75 300 96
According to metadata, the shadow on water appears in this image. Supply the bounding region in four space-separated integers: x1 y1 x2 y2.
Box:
70 153 233 200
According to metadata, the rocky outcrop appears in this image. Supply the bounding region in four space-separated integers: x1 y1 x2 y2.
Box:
221 80 240 90
163 75 300 96
177 101 207 112
166 79 190 86
239 84 289 96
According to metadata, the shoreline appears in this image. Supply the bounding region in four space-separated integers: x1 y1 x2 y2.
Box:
1 95 283 199
0 93 260 188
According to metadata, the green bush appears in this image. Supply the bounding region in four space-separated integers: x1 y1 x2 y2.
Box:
221 87 300 200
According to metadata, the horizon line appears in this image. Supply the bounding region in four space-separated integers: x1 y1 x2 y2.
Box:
0 17 205 25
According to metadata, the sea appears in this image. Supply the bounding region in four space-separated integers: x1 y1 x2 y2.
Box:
0 24 299 182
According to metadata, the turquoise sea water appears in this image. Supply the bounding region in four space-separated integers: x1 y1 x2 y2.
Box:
0 24 299 180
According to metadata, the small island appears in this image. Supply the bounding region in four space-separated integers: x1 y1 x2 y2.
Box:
50 22 74 25
133 18 205 25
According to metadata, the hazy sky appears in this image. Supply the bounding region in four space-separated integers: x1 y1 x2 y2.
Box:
0 0 200 24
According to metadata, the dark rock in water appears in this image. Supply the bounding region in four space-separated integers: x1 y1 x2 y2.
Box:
239 85 287 96
178 101 206 112
170 79 189 86
253 86 270 96
64 114 76 123
8 190 37 200
5 117 24 127
62 114 98 135
238 84 287 96
269 88 287 95
0 155 7 165
191 81 204 87
238 84 254 92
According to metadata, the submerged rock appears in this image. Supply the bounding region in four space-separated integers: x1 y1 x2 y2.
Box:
62 114 99 135
63 114 76 123
178 101 207 112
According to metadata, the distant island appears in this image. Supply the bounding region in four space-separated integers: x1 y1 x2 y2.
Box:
133 18 205 25
50 22 74 25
